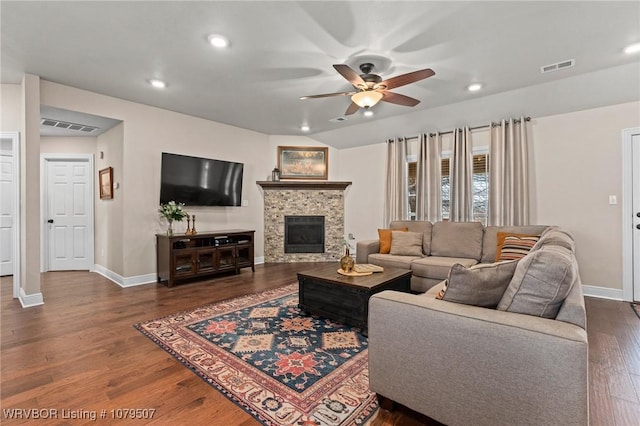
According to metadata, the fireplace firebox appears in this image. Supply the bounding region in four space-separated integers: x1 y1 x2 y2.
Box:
284 216 325 253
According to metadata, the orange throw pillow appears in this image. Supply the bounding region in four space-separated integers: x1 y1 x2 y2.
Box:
495 232 540 262
378 227 409 254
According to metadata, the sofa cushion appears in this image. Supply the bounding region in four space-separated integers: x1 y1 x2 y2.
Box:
378 227 408 254
531 227 575 252
497 245 577 319
411 256 478 281
437 260 519 308
390 231 424 256
390 220 433 255
430 221 484 260
481 225 549 263
368 253 417 270
495 233 540 261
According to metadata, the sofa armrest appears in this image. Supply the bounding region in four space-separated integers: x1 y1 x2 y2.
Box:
368 290 588 426
356 239 379 264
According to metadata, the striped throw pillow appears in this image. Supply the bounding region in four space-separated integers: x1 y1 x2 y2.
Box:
495 233 540 262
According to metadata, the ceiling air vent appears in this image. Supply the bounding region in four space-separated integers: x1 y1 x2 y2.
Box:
329 117 348 123
41 118 99 133
540 59 575 74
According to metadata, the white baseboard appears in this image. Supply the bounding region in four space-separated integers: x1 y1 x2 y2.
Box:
254 256 265 265
582 284 625 301
94 264 156 288
19 288 44 308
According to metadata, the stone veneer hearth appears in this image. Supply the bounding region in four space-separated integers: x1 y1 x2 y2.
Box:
257 181 351 262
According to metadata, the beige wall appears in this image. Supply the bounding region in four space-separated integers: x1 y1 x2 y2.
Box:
531 101 640 289
96 124 124 275
337 102 640 291
40 80 272 277
1 84 22 130
40 136 96 154
21 75 41 296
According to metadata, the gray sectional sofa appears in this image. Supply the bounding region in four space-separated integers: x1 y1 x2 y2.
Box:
356 220 549 292
362 221 588 425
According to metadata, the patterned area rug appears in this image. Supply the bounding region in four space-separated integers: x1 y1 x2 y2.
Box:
135 284 378 426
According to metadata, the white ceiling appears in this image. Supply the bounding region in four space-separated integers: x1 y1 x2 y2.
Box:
2 1 639 148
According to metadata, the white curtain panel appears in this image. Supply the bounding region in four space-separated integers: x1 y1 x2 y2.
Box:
416 132 442 222
488 117 530 226
450 127 473 221
384 137 409 225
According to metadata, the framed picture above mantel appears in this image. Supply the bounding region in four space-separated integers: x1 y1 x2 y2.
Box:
277 146 328 180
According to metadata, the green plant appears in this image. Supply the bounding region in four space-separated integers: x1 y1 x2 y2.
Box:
159 201 188 222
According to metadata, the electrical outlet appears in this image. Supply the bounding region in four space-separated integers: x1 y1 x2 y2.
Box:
609 195 617 205
242 199 248 207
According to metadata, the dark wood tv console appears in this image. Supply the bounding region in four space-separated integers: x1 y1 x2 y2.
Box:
156 229 255 287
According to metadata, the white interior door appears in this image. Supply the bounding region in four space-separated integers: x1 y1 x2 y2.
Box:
0 147 15 276
45 158 93 271
633 134 640 302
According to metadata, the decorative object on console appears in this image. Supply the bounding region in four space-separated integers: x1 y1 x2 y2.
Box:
158 201 188 236
185 214 192 235
277 146 328 180
190 214 197 235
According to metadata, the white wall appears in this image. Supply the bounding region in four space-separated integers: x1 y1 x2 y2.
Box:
1 84 22 130
531 101 640 290
337 101 640 292
40 136 96 154
40 80 272 277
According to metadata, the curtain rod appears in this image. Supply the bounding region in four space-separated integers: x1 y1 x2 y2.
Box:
404 116 531 140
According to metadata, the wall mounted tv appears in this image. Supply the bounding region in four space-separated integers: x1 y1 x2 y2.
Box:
160 152 244 206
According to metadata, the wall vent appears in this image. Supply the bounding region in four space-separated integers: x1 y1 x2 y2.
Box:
41 118 99 133
540 59 575 74
329 117 348 123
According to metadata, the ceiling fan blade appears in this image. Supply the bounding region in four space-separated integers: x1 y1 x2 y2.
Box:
300 91 356 100
344 102 360 116
333 64 367 89
376 68 435 90
381 91 421 107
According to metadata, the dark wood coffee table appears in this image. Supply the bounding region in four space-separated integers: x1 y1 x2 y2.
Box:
297 263 412 335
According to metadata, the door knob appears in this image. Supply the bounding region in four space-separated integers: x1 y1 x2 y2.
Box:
637 212 640 218
637 224 640 230
47 219 54 223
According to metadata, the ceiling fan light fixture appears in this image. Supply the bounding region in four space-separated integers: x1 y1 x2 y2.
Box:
351 90 383 108
208 34 229 48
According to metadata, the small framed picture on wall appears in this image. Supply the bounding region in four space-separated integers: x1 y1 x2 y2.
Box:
277 146 328 180
99 167 113 199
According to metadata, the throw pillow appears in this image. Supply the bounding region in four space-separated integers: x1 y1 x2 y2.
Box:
389 231 424 256
497 245 576 319
378 227 408 254
436 260 519 308
495 232 540 261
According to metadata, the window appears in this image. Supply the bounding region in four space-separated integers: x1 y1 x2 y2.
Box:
408 151 488 223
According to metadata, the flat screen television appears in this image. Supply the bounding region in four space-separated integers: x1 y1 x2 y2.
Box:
160 152 244 206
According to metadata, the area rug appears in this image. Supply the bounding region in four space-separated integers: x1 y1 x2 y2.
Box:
134 283 378 426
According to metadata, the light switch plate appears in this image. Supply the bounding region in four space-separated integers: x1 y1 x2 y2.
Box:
609 195 617 205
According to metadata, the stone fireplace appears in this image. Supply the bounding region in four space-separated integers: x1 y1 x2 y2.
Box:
257 181 351 262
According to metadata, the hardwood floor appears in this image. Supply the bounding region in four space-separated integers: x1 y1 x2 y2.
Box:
1 265 639 425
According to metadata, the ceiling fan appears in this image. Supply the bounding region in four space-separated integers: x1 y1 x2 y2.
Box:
300 63 435 116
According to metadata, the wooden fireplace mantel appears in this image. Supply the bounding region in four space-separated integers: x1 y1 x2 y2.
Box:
256 181 352 190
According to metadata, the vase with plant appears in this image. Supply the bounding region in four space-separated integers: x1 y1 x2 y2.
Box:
159 201 188 236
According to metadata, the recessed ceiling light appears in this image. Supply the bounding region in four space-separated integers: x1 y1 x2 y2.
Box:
300 125 310 132
208 34 229 48
363 110 374 117
624 42 640 54
467 83 482 92
149 79 167 89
